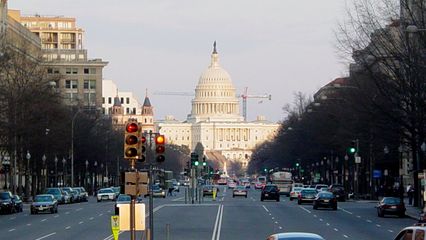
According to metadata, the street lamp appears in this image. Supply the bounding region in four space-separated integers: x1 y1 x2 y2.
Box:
62 158 66 186
25 151 31 199
85 160 89 190
42 154 47 191
101 163 104 188
71 108 83 187
94 161 98 193
2 153 10 190
54 156 58 187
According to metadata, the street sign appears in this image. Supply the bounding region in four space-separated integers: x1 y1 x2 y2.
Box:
111 216 120 240
373 170 382 178
355 156 361 164
119 203 145 231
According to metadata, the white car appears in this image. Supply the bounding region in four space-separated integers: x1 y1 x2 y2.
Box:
97 188 116 202
289 187 303 201
393 225 426 240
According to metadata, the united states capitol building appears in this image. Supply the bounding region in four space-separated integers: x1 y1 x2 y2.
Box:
156 44 280 168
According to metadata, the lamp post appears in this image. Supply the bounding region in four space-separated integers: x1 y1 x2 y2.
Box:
62 158 66 186
42 154 46 191
344 154 349 192
101 163 104 188
3 153 10 190
71 109 83 187
54 156 58 187
25 151 31 200
85 160 89 191
94 161 98 193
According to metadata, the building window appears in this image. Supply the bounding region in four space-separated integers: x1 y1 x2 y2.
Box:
121 98 124 104
65 80 78 89
126 108 130 114
72 68 78 74
47 68 53 74
84 80 96 89
133 108 136 114
126 97 130 104
66 68 72 74
84 68 89 74
108 97 112 104
84 93 96 105
102 97 105 104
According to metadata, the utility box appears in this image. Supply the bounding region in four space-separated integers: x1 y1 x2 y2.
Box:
119 203 145 231
125 172 149 196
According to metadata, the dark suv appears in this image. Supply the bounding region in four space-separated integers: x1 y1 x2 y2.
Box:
0 191 17 214
328 184 346 201
261 184 280 202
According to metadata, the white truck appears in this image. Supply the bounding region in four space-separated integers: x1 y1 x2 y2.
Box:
270 171 293 196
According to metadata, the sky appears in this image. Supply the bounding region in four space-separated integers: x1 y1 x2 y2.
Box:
9 0 349 123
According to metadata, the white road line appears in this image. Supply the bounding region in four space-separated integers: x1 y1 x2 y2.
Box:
107 210 111 213
319 218 323 221
366 219 372 223
65 212 70 215
41 219 47 222
313 215 317 218
65 226 71 230
388 230 394 233
272 217 275 220
274 221 278 224
299 206 312 214
24 214 28 216
89 217 94 220
27 223 31 226
79 221 84 224
216 205 224 240
279 226 283 230
35 232 56 240
9 217 16 220
75 208 82 211
334 228 339 232
99 213 103 216
172 197 184 202
343 234 349 238
262 205 270 213
269 213 272 216
8 228 15 232
211 205 221 240
54 215 59 218
326 223 330 226
376 224 381 227
357 215 361 218
339 207 353 215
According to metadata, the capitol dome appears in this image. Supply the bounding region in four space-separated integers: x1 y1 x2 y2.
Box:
188 42 243 123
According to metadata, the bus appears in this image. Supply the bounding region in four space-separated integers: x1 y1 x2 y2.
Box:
270 171 293 196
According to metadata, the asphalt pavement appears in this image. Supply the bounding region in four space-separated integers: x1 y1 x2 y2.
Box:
0 186 419 240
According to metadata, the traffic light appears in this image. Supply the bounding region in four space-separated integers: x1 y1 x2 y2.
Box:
184 161 190 176
191 152 198 166
155 134 166 162
138 134 147 162
349 140 357 154
295 163 300 167
202 157 207 167
124 121 142 160
264 168 268 172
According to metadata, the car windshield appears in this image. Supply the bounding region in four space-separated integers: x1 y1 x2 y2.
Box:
235 186 245 190
0 192 10 200
35 196 52 202
264 186 277 191
318 192 333 198
302 190 317 194
383 198 401 205
293 187 303 192
99 189 113 194
117 195 131 201
46 189 60 194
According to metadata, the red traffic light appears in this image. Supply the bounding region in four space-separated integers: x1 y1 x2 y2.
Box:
125 135 138 145
141 136 147 144
156 145 165 154
126 123 139 133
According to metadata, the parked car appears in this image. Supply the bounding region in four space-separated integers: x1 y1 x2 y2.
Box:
74 187 88 202
12 195 23 212
31 194 58 214
61 187 79 203
97 188 116 202
45 188 66 204
261 184 280 202
111 186 121 196
255 181 265 190
266 232 325 240
115 194 131 215
298 188 317 205
0 191 18 214
328 184 346 201
314 184 329 193
289 187 303 201
376 197 406 217
393 225 426 240
233 186 248 198
313 191 337 210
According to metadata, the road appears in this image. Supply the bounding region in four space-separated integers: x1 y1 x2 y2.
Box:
0 186 417 240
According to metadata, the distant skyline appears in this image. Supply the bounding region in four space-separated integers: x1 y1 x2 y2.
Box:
9 0 349 122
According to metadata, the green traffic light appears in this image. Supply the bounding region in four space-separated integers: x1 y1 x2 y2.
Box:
202 162 207 166
349 147 356 153
296 163 300 167
195 161 199 166
264 168 267 172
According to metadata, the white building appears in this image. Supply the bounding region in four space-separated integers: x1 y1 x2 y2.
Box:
157 43 280 169
102 80 142 115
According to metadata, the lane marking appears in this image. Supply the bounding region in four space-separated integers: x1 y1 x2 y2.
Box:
41 219 47 222
99 213 103 216
357 215 361 218
326 223 330 226
272 217 275 220
279 226 283 230
313 215 317 218
10 217 16 220
343 234 349 238
262 205 270 213
89 217 94 220
269 213 272 216
54 215 59 218
35 232 56 240
107 210 111 213
211 205 221 240
65 226 71 230
339 207 353 215
172 197 184 202
388 230 394 233
319 218 323 222
79 221 84 224
376 224 381 228
8 229 16 232
216 205 224 240
299 206 312 214
75 208 83 211
27 223 32 226
334 228 339 232
274 221 278 224
65 212 70 215
366 219 372 223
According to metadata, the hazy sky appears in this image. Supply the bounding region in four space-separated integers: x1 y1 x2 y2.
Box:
10 0 349 123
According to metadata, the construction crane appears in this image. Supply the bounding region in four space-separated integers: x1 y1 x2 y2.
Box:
154 88 271 121
240 87 271 121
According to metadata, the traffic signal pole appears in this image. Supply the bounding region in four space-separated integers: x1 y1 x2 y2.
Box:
149 163 154 240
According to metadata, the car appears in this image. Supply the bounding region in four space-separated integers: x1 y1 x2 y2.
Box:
376 197 406 217
298 188 317 205
111 186 121 196
233 186 248 198
0 191 18 214
74 187 89 202
31 194 58 214
313 191 337 210
266 232 325 240
152 184 166 198
114 194 143 215
97 188 116 202
289 187 303 201
61 187 79 203
242 180 251 189
261 184 280 202
228 181 237 189
314 184 328 193
202 185 218 197
255 181 265 189
328 184 346 201
393 225 426 240
45 188 66 204
12 195 23 212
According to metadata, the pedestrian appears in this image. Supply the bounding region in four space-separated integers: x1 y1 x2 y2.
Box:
168 187 173 196
408 184 414 205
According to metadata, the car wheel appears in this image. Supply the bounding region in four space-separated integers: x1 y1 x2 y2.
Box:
245 195 247 198
50 208 55 214
97 199 101 202
298 200 301 205
313 204 318 210
276 198 280 202
233 195 235 198
333 205 337 210
261 197 264 201
399 212 405 218
377 210 384 217
289 197 293 201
